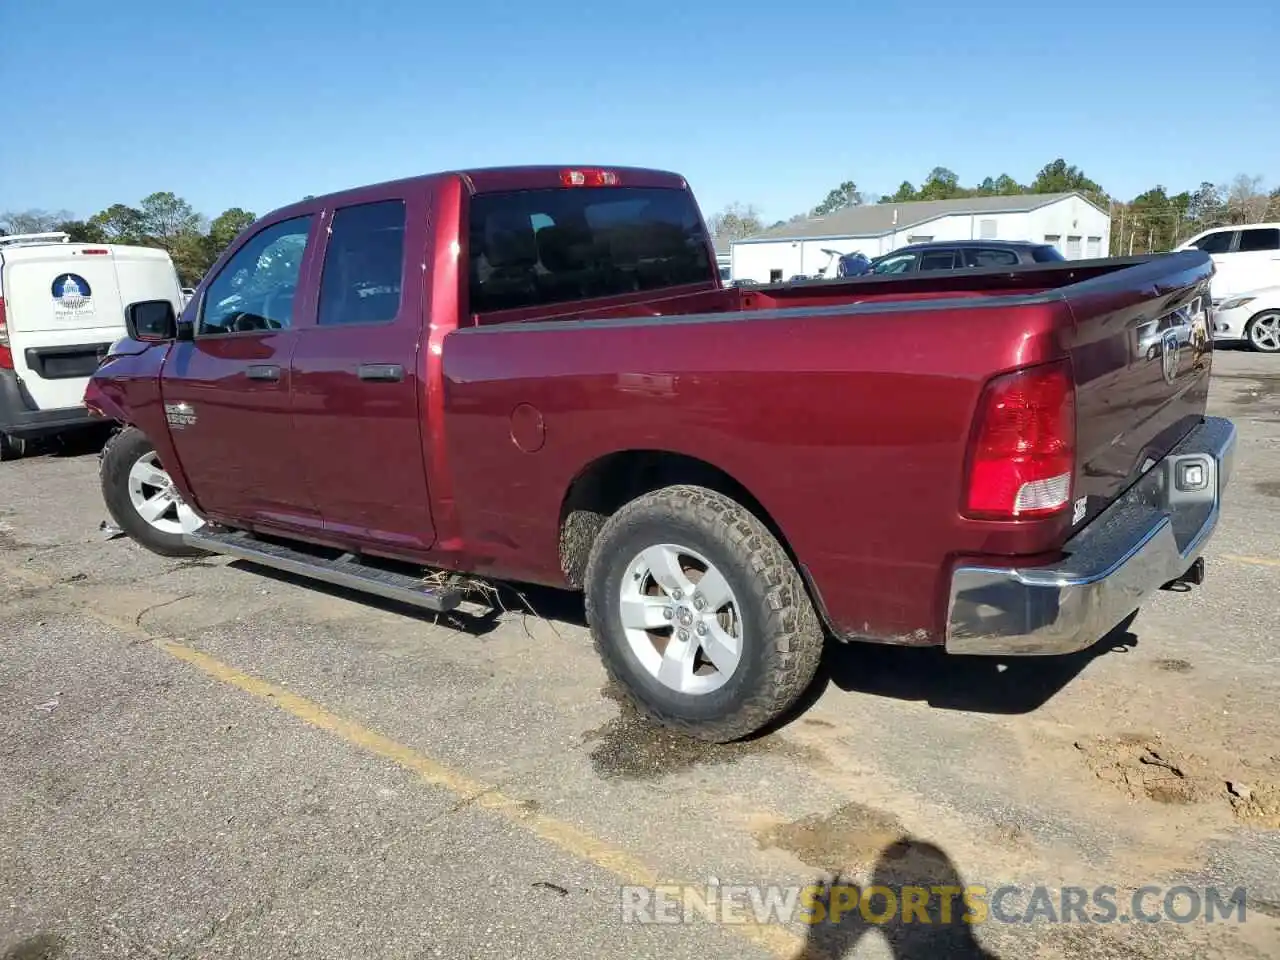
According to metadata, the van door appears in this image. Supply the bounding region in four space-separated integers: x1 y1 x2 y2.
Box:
1188 229 1240 300
288 191 435 554
2 246 126 411
160 213 322 532
1232 227 1280 293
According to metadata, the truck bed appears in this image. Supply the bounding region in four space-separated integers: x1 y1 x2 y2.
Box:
447 251 1214 644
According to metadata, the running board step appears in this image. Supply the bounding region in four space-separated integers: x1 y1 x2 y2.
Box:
185 529 463 613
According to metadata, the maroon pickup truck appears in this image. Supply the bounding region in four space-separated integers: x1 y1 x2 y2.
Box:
84 165 1236 742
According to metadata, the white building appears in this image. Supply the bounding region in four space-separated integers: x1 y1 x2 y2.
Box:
712 236 732 283
730 192 1111 284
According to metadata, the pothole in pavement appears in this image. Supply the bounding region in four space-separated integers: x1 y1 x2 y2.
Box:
1074 734 1280 827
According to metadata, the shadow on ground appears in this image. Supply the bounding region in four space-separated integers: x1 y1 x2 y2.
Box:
812 614 1138 716
789 837 1000 959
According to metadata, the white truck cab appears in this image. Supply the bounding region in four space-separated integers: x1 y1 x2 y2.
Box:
0 232 184 459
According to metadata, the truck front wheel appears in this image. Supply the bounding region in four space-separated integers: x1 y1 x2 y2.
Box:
101 427 208 558
584 485 824 743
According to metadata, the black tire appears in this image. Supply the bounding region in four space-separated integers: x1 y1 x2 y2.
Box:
0 432 27 462
583 485 824 743
100 427 208 558
1246 311 1280 353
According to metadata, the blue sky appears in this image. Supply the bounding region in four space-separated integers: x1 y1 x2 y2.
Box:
2 0 1276 226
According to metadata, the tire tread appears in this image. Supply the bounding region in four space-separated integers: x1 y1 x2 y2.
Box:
584 484 823 743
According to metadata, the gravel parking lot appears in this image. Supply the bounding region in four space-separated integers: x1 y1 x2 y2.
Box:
3 349 1279 960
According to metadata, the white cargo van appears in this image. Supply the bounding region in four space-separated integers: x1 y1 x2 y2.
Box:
0 233 184 459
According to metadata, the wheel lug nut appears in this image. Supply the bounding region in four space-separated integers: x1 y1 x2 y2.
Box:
672 589 683 601
695 622 708 637
677 629 689 642
663 607 674 621
693 596 705 611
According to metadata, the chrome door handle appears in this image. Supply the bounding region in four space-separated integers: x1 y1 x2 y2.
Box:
247 364 281 381
358 363 404 382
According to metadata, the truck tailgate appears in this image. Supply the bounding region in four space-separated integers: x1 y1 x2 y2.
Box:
1064 251 1214 528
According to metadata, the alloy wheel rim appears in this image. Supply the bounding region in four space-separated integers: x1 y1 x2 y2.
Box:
1251 314 1280 351
127 451 203 536
618 543 744 695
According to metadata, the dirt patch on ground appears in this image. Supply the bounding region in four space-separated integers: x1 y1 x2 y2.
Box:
582 693 821 781
1228 781 1280 829
754 802 908 873
1254 480 1280 499
1153 658 1193 673
1076 735 1280 828
1075 735 1218 805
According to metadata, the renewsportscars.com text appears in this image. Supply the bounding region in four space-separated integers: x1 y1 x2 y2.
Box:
620 883 1250 926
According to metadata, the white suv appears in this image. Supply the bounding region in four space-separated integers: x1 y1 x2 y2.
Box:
0 232 184 459
1177 223 1280 304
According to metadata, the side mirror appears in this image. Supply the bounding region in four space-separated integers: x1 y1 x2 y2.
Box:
125 300 177 342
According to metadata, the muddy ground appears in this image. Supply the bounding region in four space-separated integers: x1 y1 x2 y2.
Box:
2 348 1279 959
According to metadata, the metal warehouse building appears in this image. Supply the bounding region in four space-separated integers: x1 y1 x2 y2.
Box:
730 192 1112 284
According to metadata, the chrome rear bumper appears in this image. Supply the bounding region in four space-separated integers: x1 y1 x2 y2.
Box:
945 416 1237 656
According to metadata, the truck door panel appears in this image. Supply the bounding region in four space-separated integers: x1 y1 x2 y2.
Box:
160 214 321 531
289 196 435 553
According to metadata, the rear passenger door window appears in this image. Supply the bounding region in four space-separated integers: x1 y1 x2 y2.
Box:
200 216 313 336
918 250 958 271
965 248 1019 268
317 200 407 325
1238 228 1280 253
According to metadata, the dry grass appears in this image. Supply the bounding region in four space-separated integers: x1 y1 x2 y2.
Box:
420 569 563 641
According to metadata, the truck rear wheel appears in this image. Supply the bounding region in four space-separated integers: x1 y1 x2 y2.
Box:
583 485 824 743
0 432 27 462
101 427 208 558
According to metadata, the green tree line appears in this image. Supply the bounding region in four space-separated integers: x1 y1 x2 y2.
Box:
708 158 1280 255
0 193 256 286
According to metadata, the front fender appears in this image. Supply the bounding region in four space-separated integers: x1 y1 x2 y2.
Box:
83 376 129 424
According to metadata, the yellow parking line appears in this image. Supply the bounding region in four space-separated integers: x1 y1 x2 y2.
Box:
3 564 803 958
1220 554 1280 569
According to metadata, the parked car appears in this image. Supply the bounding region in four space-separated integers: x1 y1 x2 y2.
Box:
1211 285 1280 353
85 165 1234 743
836 252 873 278
1176 224 1280 304
869 240 1066 275
0 231 184 460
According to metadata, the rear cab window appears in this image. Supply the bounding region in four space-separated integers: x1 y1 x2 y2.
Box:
466 186 712 314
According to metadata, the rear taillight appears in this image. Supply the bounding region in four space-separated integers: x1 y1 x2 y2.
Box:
0 297 11 369
963 360 1075 520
